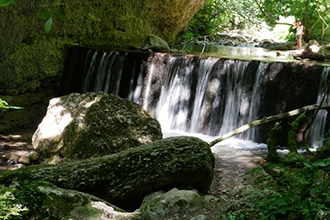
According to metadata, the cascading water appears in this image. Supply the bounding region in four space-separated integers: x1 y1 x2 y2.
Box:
153 56 268 140
246 62 269 140
69 48 328 147
310 67 330 147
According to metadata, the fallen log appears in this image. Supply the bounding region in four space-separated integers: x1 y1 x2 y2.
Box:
0 136 215 211
209 104 330 147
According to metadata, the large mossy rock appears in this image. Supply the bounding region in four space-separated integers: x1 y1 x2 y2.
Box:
35 186 139 220
0 0 205 132
33 186 219 219
32 92 162 163
0 0 205 95
0 136 215 211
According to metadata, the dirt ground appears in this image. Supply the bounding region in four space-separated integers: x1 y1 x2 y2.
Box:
0 130 35 171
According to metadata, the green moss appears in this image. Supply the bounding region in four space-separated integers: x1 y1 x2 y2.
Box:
70 206 101 219
0 37 64 94
287 112 306 153
266 122 282 163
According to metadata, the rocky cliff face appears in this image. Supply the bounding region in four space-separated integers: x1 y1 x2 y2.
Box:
0 0 205 132
0 0 205 95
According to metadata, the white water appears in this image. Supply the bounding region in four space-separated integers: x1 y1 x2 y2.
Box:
218 60 250 136
310 67 330 147
80 50 330 150
162 128 267 155
155 56 196 131
152 54 270 141
189 57 220 134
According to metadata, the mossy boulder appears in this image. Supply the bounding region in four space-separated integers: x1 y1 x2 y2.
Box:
142 34 171 52
32 92 163 163
36 186 140 220
0 0 205 95
0 0 205 132
0 136 215 211
140 188 220 220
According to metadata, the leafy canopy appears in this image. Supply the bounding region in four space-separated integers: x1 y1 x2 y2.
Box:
182 0 330 41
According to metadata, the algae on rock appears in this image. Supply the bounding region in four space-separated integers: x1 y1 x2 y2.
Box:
0 0 205 132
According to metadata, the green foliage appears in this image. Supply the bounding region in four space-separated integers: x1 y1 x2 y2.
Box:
219 185 282 219
0 0 14 7
13 180 54 220
180 0 330 42
219 156 330 219
255 159 330 219
37 2 67 33
258 0 330 40
179 0 263 41
0 185 28 220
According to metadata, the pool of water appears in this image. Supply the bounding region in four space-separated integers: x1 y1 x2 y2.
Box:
177 44 297 62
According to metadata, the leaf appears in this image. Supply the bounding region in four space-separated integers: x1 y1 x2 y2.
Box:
37 11 52 19
313 160 330 167
54 12 67 21
0 99 8 108
303 162 312 169
44 17 53 33
0 0 15 7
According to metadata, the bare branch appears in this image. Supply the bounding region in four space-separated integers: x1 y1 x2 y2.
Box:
209 104 330 147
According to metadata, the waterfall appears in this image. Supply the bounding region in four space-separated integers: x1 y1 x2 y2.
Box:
189 57 221 134
246 62 269 139
155 55 198 132
154 57 268 139
82 50 124 94
70 48 327 144
310 67 330 147
80 50 148 105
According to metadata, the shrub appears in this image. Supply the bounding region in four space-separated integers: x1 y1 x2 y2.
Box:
219 157 330 220
0 185 28 220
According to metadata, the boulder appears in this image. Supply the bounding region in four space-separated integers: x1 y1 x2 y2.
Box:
36 186 139 220
0 0 205 95
0 0 205 133
295 40 326 61
0 136 215 211
15 186 220 219
139 188 219 220
142 34 171 52
32 92 162 163
320 45 330 61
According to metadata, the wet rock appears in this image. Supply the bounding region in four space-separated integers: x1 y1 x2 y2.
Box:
295 40 326 61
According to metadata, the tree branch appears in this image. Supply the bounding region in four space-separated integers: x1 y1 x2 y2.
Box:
209 104 330 147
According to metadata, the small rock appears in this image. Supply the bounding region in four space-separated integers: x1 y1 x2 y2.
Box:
6 154 19 165
18 155 31 165
29 151 39 161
